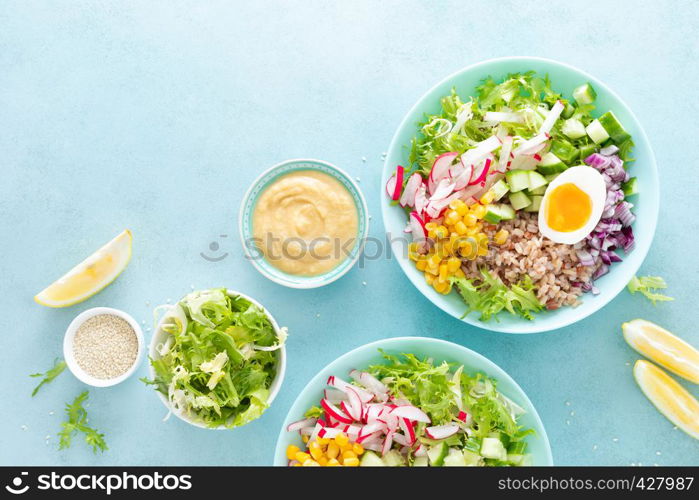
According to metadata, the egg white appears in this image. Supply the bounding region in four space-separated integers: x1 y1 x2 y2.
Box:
538 165 607 245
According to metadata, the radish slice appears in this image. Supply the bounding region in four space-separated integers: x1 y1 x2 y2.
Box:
424 192 460 219
497 136 513 173
320 399 353 424
484 111 524 123
385 165 404 201
392 432 410 447
428 152 458 194
382 431 394 456
363 442 382 453
399 417 417 444
468 158 492 186
327 376 374 403
390 405 431 423
408 211 428 244
308 423 323 443
429 178 456 201
299 426 315 436
414 443 427 457
324 388 347 403
425 424 459 440
344 386 364 421
509 155 538 171
318 427 342 439
414 183 429 216
460 136 501 167
349 370 389 399
513 133 549 156
286 417 317 432
453 160 473 190
538 100 564 135
399 173 422 207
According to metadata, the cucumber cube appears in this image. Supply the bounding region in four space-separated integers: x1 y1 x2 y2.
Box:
481 437 507 461
412 456 429 467
622 177 639 196
528 185 547 196
443 448 468 467
561 102 575 119
585 119 610 144
561 118 587 140
537 152 568 175
550 138 579 163
490 179 510 201
524 195 543 212
509 191 531 210
498 203 515 220
598 111 631 144
505 170 530 193
427 442 449 467
483 205 503 224
528 171 548 190
359 450 385 466
572 83 597 105
462 450 483 466
578 143 597 160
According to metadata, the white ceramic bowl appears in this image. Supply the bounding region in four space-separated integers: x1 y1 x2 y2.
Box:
148 290 287 429
239 158 369 289
63 306 144 388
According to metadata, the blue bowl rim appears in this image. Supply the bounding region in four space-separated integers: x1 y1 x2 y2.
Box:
380 56 659 334
239 158 370 289
273 335 554 466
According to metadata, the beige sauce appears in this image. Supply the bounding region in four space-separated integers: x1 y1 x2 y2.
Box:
252 170 358 276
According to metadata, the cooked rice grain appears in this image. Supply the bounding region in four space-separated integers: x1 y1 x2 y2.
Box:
462 213 594 310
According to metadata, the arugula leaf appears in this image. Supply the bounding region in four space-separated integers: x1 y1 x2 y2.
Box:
30 359 66 396
627 275 673 305
58 391 108 453
451 270 543 322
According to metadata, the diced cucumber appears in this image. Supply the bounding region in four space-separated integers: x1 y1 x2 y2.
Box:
537 152 568 176
598 110 630 144
586 119 610 144
561 102 575 119
488 431 511 448
443 448 468 467
480 437 507 461
382 450 406 466
490 179 510 201
498 203 515 220
427 442 449 467
528 171 548 191
484 203 515 224
550 138 579 163
578 143 597 160
462 450 484 466
509 191 531 211
622 177 639 196
505 170 530 193
561 118 587 140
524 195 543 212
572 83 597 105
359 450 385 466
545 173 561 183
463 437 482 454
528 185 546 196
412 456 429 467
507 454 525 465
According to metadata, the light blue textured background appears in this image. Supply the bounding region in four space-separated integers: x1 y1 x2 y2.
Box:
1 1 697 466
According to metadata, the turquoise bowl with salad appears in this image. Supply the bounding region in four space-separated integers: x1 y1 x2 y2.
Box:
274 337 552 466
145 288 287 429
381 57 659 333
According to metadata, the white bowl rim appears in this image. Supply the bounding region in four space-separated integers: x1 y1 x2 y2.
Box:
273 335 553 465
380 55 659 334
148 289 287 430
63 306 145 388
238 158 370 289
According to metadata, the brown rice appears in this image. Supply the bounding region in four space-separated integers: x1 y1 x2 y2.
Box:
461 213 594 310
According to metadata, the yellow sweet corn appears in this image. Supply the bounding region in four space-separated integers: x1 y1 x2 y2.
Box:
425 273 435 285
352 442 364 455
480 190 495 204
342 450 357 460
434 280 448 293
445 210 460 226
326 458 341 466
472 204 486 219
344 457 360 467
326 442 340 459
494 229 509 245
286 445 300 460
447 257 461 272
295 451 311 463
463 213 478 227
334 433 349 447
454 221 468 235
438 264 448 282
302 459 320 467
416 259 427 271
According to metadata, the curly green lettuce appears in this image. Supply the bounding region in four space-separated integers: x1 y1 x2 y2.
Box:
627 275 673 305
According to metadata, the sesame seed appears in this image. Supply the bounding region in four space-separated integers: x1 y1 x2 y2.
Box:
656 451 661 456
570 411 575 416
362 281 367 286
73 314 138 380
20 425 28 431
361 157 366 162
565 401 571 406
612 437 619 442
565 419 570 425
592 445 598 451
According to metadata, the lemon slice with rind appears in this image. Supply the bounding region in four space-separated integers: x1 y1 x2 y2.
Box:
623 319 699 384
634 360 699 440
34 230 132 308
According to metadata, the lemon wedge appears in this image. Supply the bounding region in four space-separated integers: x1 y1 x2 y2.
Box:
623 319 699 384
34 230 133 308
633 360 699 440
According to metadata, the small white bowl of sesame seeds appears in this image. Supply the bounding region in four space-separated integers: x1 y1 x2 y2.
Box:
63 307 144 387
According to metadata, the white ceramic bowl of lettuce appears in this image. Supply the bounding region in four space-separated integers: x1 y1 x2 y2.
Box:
148 289 286 430
381 56 659 334
274 336 553 466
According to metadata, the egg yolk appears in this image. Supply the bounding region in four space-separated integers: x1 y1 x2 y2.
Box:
546 183 592 232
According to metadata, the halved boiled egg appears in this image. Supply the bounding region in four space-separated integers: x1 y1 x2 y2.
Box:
538 165 606 244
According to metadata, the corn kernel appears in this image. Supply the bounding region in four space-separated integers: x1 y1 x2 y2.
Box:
316 437 329 446
295 451 311 463
455 203 468 216
416 259 427 271
302 435 309 444
292 462 302 467
438 263 448 281
428 254 441 268
454 221 468 235
480 190 495 204
343 450 357 460
317 456 328 466
344 457 360 467
449 199 465 211
454 268 465 278
342 442 354 452
326 458 341 466
302 459 320 467
427 229 437 239
434 280 448 293
425 273 435 285
463 213 478 227
425 265 439 276
447 257 461 272
494 229 509 245
445 210 460 225
310 447 324 461
425 221 438 231
326 442 340 459
334 433 349 447
352 442 364 455
436 225 449 239
472 204 486 219
286 445 300 460
477 246 488 256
